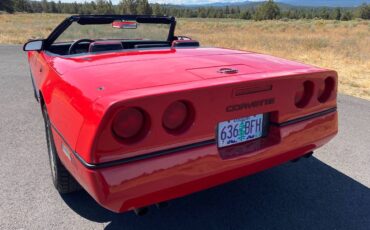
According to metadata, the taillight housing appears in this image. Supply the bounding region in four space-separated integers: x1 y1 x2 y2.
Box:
295 80 314 108
112 107 149 142
162 100 194 134
318 77 335 103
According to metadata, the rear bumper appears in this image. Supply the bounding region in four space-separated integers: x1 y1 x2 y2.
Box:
71 110 338 213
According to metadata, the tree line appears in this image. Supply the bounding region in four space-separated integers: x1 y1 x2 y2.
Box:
1 0 369 20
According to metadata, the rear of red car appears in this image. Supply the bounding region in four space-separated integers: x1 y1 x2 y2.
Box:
51 49 338 213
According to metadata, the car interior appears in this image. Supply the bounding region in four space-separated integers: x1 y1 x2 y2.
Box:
36 16 202 56
47 39 200 56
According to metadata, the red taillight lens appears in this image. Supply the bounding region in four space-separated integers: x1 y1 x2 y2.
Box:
112 108 145 139
163 101 192 133
318 77 335 103
295 81 314 108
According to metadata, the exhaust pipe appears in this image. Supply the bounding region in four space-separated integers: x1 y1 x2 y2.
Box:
291 151 314 163
133 202 169 215
304 151 313 158
134 207 149 216
291 157 301 163
155 202 169 209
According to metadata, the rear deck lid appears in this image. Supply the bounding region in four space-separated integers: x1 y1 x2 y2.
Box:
54 48 321 101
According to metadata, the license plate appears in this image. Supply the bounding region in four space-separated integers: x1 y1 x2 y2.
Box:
217 114 264 148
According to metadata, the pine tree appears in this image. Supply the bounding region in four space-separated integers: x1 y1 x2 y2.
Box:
95 0 114 14
152 3 162 16
319 8 330 19
49 1 58 13
137 0 152 15
41 0 49 13
30 1 42 13
119 0 137 14
341 11 353 21
332 8 342 20
56 1 62 13
241 10 252 20
14 0 26 12
0 0 15 13
357 3 370 19
71 2 79 14
225 6 230 15
255 0 280 20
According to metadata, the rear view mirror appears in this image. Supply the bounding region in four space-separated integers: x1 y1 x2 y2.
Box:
112 20 138 29
23 40 44 51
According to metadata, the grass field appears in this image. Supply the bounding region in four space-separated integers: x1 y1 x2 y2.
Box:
0 13 369 100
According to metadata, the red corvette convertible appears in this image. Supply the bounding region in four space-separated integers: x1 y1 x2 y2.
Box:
24 15 338 214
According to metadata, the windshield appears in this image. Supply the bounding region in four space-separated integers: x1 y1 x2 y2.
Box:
54 21 171 44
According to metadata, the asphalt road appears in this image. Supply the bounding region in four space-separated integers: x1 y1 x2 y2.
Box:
0 45 369 230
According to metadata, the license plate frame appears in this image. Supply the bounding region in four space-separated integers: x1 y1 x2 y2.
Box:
216 113 269 148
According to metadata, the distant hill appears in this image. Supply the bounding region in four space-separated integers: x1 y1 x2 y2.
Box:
182 1 292 9
279 0 369 7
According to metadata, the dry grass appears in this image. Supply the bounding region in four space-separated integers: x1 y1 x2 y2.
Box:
1 14 369 100
177 18 370 100
0 13 67 43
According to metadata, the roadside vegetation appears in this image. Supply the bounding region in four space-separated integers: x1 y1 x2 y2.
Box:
178 19 370 100
0 13 368 100
1 0 370 21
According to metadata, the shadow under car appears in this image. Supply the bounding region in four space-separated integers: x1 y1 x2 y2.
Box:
61 157 370 230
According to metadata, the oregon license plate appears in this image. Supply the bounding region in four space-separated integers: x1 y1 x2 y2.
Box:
217 114 264 148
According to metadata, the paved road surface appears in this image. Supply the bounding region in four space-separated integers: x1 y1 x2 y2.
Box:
0 45 369 230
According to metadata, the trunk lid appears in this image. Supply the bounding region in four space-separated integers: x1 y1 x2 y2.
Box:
51 48 321 100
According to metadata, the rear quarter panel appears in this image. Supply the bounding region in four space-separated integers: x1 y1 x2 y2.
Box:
28 51 86 150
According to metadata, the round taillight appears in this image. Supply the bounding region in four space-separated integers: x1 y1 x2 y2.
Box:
112 108 145 140
318 77 335 103
163 101 193 133
295 81 314 108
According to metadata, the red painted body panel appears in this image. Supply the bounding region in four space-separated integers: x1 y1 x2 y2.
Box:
28 46 338 213
52 111 337 212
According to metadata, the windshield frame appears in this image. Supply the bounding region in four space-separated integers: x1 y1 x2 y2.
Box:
44 15 176 50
